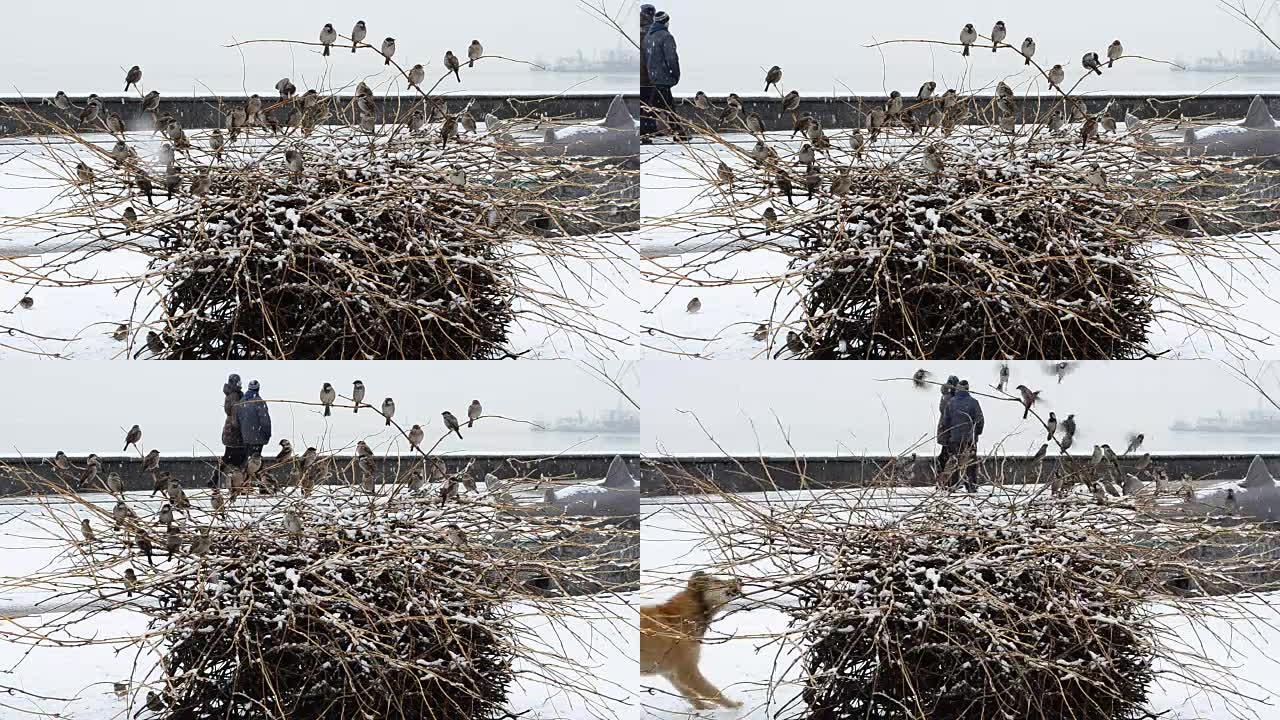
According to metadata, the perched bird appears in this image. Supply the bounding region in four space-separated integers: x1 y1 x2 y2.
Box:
917 81 937 103
468 400 482 428
76 162 94 186
1020 37 1036 65
320 382 336 416
1048 64 1065 91
285 147 303 176
753 323 769 341
352 380 366 413
718 93 742 127
1080 116 1098 148
1046 412 1058 440
112 499 134 529
54 451 72 471
849 128 865 156
143 449 160 473
1135 453 1152 471
830 171 852 196
444 166 466 187
923 144 945 175
1062 414 1077 438
886 91 904 118
460 112 477 134
381 37 397 65
407 107 426 132
1100 114 1117 134
1083 52 1104 75
868 108 886 142
408 424 424 450
997 363 1010 392
351 20 367 52
245 453 263 479
300 447 318 470
912 368 930 388
960 23 978 57
1046 361 1074 384
780 90 801 117
444 50 462 81
190 168 210 196
1122 473 1144 496
1016 384 1039 419
468 40 483 68
775 171 794 205
210 488 225 513
717 160 734 188
1125 433 1145 455
1032 444 1048 463
1048 108 1066 131
190 527 211 555
687 297 702 314
444 523 465 546
123 425 142 452
81 518 96 544
107 112 125 135
136 531 154 565
440 114 458 148
164 164 181 195
803 165 821 195
78 99 101 127
78 455 101 490
107 472 123 495
320 24 337 57
382 398 395 427
284 509 303 539
124 65 142 92
991 20 1007 52
276 439 293 462
791 112 814 139
796 143 815 166
1084 163 1106 187
275 77 296 99
1107 40 1124 68
124 568 137 596
356 440 374 459
1102 444 1120 469
693 91 713 111
443 411 464 440
141 90 160 113
53 91 72 111
764 65 783 93
763 206 778 235
407 64 425 90
158 503 174 526
745 111 764 135
1091 444 1104 465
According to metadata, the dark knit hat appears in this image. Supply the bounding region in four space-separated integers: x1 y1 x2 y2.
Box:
640 4 656 16
227 373 241 387
653 10 669 23
248 380 260 391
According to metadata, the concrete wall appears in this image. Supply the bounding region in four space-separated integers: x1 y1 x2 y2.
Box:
0 93 640 136
664 93 1274 133
2 453 640 496
642 454 1280 495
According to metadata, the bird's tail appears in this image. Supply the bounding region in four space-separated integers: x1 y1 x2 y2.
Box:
454 70 461 83
964 45 970 57
455 429 464 440
992 44 998 52
1023 407 1030 419
123 443 128 452
324 406 331 417
325 46 331 57
352 44 358 53
1108 59 1114 68
468 419 474 428
469 59 475 68
764 82 769 92
385 417 391 426
124 82 129 92
354 404 359 413
386 57 391 66
1025 57 1030 66
1094 67 1103 76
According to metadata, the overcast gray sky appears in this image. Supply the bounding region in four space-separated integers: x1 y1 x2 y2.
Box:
3 0 635 95
643 361 1280 456
4 361 638 456
650 0 1280 95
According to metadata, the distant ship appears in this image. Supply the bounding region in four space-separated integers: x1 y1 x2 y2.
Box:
533 408 640 434
1173 48 1280 74
1170 408 1280 434
532 48 636 74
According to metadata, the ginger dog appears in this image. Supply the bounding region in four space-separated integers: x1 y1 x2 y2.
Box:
640 571 744 709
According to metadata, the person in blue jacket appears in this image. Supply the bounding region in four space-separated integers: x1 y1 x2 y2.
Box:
940 380 984 492
643 11 687 141
235 379 273 459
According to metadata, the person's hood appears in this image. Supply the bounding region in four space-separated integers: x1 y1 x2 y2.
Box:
649 16 669 32
242 388 261 401
953 389 972 400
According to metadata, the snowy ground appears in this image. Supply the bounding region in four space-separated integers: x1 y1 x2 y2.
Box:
0 490 638 719
0 129 644 360
637 130 1280 360
640 488 1280 720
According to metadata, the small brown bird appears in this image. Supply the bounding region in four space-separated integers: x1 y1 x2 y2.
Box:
1020 37 1036 66
686 297 702 314
81 518 95 544
912 368 930 388
275 77 296 99
917 81 937 102
468 40 483 68
381 37 397 65
991 20 1007 52
124 568 138 596
18 296 33 309
444 523 465 546
107 112 125 136
356 440 374 459
408 424 424 450
381 397 395 427
276 439 293 462
444 51 462 82
351 20 367 52
775 171 794 205
717 160 734 188
779 90 800 118
1048 64 1066 92
443 411 464 440
123 425 142 452
407 64 425 90
764 65 783 93
1016 385 1040 419
763 206 778 234
468 400 482 428
136 531 154 566
76 161 94 186
53 91 72 111
124 65 142 92
320 24 337 57
142 90 160 113
320 383 335 416
1107 40 1123 68
960 23 977 57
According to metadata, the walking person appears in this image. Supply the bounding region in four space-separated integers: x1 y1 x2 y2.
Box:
639 5 657 141
935 375 960 481
213 373 244 488
644 10 687 141
236 380 273 460
941 380 985 493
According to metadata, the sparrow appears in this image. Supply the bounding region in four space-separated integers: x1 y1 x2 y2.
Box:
1122 474 1144 496
762 207 778 235
352 379 366 413
77 454 101 490
923 144 944 174
1016 384 1039 419
1135 453 1152 471
960 24 977 57
1102 444 1120 469
382 397 395 426
124 65 142 92
142 90 160 113
300 447 318 470
190 168 210 196
1083 52 1104 76
407 64 425 90
78 98 101 127
277 439 293 462
917 81 936 102
912 368 930 388
1048 64 1065 91
275 77 296 99
1081 117 1098 148
830 170 852 195
107 472 123 495
382 38 397 66
407 107 426 132
1048 109 1066 131
190 527 211 555
1100 114 1117 134
112 499 134 529
284 509 303 539
468 400 482 428
285 147 303 176
440 114 458 148
53 91 72 111
886 91 903 118
468 40 483 68
109 140 132 167
775 171 794 205
745 111 764 135
718 93 742 127
408 424 424 450
320 24 337 57
867 108 886 142
444 50 462 81
996 362 1009 391
687 297 702 314
1062 414 1077 438
167 478 189 510
107 112 125 135
121 206 139 232
158 503 174 526
1060 433 1074 453
443 523 465 546
717 160 734 188
1125 433 1144 455
245 453 263 478
142 449 160 473
796 143 815 166
1107 40 1123 68
991 20 1006 52
210 488 225 513
443 166 466 188
791 112 814 138
356 440 374 459
81 518 95 544
849 128 865 156
164 164 182 195
407 470 426 491
320 382 336 416
136 531 154 565
693 91 713 110
1020 37 1036 65
54 451 72 471
777 90 801 120
124 568 137 596
351 20 367 52
443 411 464 439
1046 412 1058 440
1084 163 1105 187
460 112 477 134
803 165 821 195
123 425 142 452
1092 444 1104 465
764 65 783 93
76 162 94 186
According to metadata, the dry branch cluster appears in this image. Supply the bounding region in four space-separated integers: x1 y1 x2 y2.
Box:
674 101 1280 359
666 476 1280 720
2 99 637 359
